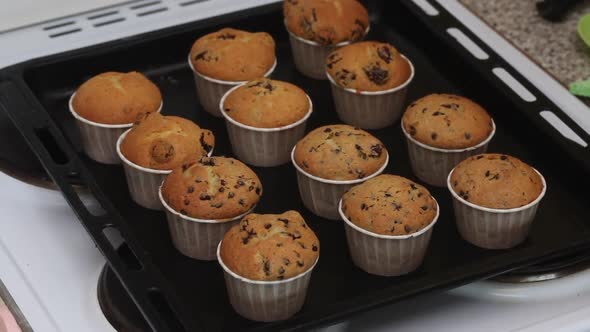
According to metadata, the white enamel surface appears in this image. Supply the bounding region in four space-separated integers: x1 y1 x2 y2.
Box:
447 27 489 60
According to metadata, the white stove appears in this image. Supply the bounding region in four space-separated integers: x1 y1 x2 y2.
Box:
1 1 590 331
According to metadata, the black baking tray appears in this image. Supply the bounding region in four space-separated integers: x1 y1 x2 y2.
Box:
2 1 590 331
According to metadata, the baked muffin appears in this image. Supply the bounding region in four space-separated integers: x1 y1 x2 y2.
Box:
326 41 412 92
120 113 214 170
402 94 494 149
450 153 544 209
190 28 276 81
220 210 319 280
284 0 369 45
294 124 387 180
161 156 262 219
223 78 310 128
342 175 437 235
73 71 161 124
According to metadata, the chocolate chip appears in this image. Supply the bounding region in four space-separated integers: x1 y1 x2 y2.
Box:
431 132 438 140
501 155 508 160
265 223 272 229
211 202 223 208
404 225 412 233
361 203 368 211
440 103 459 110
283 258 290 265
369 144 383 158
377 46 393 63
220 179 227 186
278 218 289 225
422 108 428 113
390 226 396 232
248 185 254 192
464 132 471 140
184 199 190 206
277 243 283 247
217 33 236 40
409 125 417 136
200 157 215 166
194 51 208 61
323 128 332 133
312 244 318 252
292 231 302 239
180 209 187 215
476 155 484 159
420 206 428 211
187 186 194 194
485 170 490 177
236 180 245 187
410 183 418 190
392 202 402 211
238 199 246 206
228 192 235 199
263 260 271 275
218 187 225 193
278 267 286 275
363 64 389 85
199 194 211 200
432 111 445 116
296 261 304 267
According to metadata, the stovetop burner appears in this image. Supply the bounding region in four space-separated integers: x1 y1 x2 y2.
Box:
97 265 150 332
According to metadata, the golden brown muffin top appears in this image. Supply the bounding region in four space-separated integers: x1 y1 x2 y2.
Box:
162 156 262 219
283 0 369 45
402 94 494 149
220 211 319 281
72 71 162 125
450 154 544 209
190 28 276 81
341 175 437 236
326 41 412 92
223 79 311 128
120 113 214 170
293 124 387 180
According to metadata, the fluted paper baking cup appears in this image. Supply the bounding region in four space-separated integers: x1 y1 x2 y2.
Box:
447 168 546 249
116 129 213 210
339 199 438 276
220 85 312 167
217 242 318 322
327 55 414 130
69 93 162 164
402 120 496 187
291 147 389 220
159 188 252 260
188 54 276 117
286 23 370 80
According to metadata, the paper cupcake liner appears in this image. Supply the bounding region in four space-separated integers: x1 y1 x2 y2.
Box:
188 54 276 117
286 23 369 80
339 199 439 276
402 120 496 187
220 86 312 167
447 168 547 250
291 148 389 220
68 93 162 164
217 242 318 322
159 188 249 260
327 55 414 130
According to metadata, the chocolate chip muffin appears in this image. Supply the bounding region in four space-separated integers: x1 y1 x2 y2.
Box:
283 0 369 45
220 210 319 281
293 124 387 180
120 113 214 170
341 174 437 236
450 154 544 209
73 71 162 124
223 78 310 128
326 41 412 92
161 156 262 219
402 94 494 149
190 28 276 81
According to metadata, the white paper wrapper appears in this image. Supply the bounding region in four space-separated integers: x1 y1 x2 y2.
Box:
402 120 496 187
159 188 250 260
286 23 369 80
220 85 312 167
188 54 276 117
291 148 389 220
326 55 414 130
339 199 439 276
69 93 162 164
447 168 547 249
217 242 318 322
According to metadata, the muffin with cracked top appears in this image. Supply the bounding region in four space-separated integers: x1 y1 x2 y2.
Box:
161 156 262 220
116 112 215 210
160 156 263 260
188 28 277 117
283 0 370 79
339 174 439 276
292 124 388 220
70 71 162 164
218 210 319 321
448 153 546 249
401 94 495 187
325 41 414 129
220 78 313 167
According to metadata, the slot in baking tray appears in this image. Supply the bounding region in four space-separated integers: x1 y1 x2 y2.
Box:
2 1 590 331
